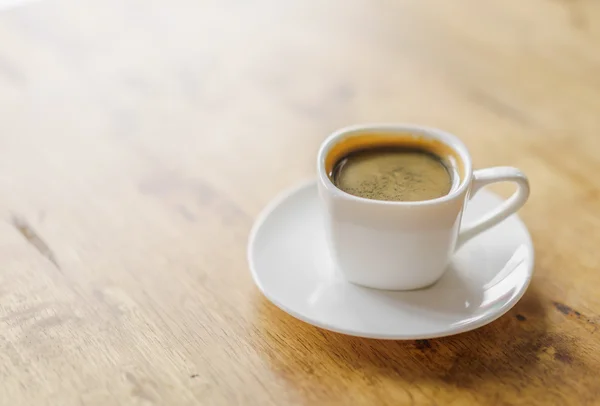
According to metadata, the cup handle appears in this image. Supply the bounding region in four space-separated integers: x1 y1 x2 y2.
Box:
456 167 530 249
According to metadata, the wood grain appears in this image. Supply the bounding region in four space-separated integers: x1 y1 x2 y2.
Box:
1 0 599 404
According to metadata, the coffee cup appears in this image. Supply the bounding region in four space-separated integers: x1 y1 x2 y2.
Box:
317 124 530 290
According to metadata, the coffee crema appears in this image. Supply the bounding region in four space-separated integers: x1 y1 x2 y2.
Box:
327 133 462 202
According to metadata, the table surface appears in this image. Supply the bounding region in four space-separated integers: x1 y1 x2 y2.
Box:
1 0 600 405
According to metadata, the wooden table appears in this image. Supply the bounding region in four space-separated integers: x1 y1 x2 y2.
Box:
1 0 599 404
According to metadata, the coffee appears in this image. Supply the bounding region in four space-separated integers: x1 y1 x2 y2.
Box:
332 146 453 202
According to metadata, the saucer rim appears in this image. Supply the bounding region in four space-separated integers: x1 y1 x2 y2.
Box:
248 179 535 340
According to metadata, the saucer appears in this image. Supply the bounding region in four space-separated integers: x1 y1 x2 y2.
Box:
248 180 534 339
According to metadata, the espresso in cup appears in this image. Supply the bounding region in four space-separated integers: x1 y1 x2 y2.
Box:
327 134 461 202
318 125 529 290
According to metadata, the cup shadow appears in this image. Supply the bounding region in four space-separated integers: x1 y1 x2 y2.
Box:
353 261 482 317
253 284 589 401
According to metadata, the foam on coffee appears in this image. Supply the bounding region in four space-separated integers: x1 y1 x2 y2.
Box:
327 133 462 202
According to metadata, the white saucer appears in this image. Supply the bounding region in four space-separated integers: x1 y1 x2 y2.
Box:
248 180 534 340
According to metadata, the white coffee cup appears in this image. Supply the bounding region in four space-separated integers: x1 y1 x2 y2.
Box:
317 124 530 291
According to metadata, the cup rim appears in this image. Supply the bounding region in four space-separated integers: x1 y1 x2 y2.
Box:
317 123 473 206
